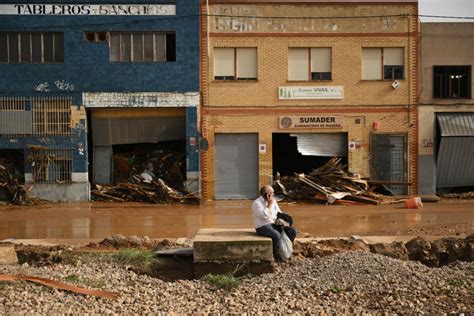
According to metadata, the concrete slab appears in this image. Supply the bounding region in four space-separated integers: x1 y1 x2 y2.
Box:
0 246 18 265
193 228 273 262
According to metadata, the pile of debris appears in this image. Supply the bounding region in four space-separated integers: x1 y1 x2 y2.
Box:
273 158 406 205
440 191 474 199
0 163 43 205
92 149 199 204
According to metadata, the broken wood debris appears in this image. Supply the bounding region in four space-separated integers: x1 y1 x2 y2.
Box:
273 157 407 205
92 147 199 204
0 164 44 205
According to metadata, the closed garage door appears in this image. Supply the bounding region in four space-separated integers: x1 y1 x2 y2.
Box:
215 133 258 199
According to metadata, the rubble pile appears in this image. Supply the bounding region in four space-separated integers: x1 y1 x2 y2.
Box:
274 158 405 205
0 163 42 205
92 149 199 204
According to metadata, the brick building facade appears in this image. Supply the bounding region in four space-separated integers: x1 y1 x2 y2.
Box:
201 0 419 200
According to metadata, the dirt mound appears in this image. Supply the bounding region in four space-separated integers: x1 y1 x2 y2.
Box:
295 238 369 258
85 234 180 250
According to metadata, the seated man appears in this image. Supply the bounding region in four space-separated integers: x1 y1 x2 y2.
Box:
252 185 297 256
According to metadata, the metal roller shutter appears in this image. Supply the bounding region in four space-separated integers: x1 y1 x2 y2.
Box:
215 133 259 200
436 113 474 188
290 133 348 157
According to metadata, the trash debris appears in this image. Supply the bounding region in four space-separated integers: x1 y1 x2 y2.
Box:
440 191 474 199
404 196 423 209
273 157 406 205
0 164 43 205
92 147 199 204
0 274 119 300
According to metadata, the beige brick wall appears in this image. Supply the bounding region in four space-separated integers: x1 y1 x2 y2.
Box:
201 2 418 200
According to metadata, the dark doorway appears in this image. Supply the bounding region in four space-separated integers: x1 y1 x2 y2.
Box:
0 149 25 200
272 133 348 177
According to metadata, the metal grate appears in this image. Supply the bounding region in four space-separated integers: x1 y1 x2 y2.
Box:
32 97 72 136
29 147 72 183
0 97 32 136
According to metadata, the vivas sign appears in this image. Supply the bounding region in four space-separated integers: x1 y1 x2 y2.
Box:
0 4 175 15
279 86 344 100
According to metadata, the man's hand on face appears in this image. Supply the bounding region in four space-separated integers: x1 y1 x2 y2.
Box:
265 191 275 206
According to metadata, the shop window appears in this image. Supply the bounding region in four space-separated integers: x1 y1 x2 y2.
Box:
29 147 72 183
0 32 64 63
288 48 332 81
362 47 404 80
214 48 258 81
433 66 471 99
109 32 175 62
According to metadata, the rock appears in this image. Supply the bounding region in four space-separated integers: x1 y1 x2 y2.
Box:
405 237 439 267
0 246 18 265
465 234 474 243
431 238 470 266
369 242 409 261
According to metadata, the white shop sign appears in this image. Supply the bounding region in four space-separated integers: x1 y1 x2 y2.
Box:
0 4 175 15
279 86 344 100
83 92 200 108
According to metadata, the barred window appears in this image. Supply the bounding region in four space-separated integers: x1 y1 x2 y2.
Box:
29 147 72 183
0 32 64 63
109 32 176 62
31 97 72 135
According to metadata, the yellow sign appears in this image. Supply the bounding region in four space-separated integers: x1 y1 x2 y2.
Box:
279 116 342 129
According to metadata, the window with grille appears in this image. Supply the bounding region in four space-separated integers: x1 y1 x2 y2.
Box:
433 66 471 99
288 48 332 81
0 32 64 63
109 32 176 62
29 147 72 183
0 97 32 136
362 47 404 80
214 47 258 81
31 97 72 135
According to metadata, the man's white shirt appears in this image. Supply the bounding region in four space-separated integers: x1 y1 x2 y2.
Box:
252 196 281 228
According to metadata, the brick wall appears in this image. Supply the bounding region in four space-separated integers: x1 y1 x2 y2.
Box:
201 2 418 199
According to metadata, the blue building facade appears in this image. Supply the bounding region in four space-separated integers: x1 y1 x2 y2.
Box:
0 0 200 201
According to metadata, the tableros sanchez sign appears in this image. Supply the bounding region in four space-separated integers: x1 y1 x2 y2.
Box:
279 86 344 100
0 4 175 15
279 116 343 129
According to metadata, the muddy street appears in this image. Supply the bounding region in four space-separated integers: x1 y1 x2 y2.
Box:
0 200 473 240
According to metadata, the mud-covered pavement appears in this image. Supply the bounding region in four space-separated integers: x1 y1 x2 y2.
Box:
0 199 473 240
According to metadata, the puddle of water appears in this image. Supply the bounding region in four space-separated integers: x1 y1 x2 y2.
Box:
0 200 473 239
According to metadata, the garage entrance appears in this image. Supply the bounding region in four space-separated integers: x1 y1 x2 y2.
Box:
272 133 348 176
436 113 474 193
89 108 186 185
214 133 258 200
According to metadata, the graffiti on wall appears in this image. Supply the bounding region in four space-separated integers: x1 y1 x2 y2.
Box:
34 80 75 92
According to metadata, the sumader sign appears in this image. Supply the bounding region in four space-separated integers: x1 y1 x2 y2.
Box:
279 116 343 129
0 4 175 15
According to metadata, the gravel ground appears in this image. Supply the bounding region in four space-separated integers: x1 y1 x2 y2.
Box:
1 252 473 314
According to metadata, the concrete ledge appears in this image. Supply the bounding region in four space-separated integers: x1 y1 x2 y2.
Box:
27 182 90 202
193 228 273 262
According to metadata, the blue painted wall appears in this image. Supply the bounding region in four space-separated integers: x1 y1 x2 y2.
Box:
0 0 200 94
0 0 200 179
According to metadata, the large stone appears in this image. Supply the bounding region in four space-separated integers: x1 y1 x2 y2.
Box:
0 246 18 265
369 242 409 261
193 228 274 278
193 228 273 262
405 237 438 267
